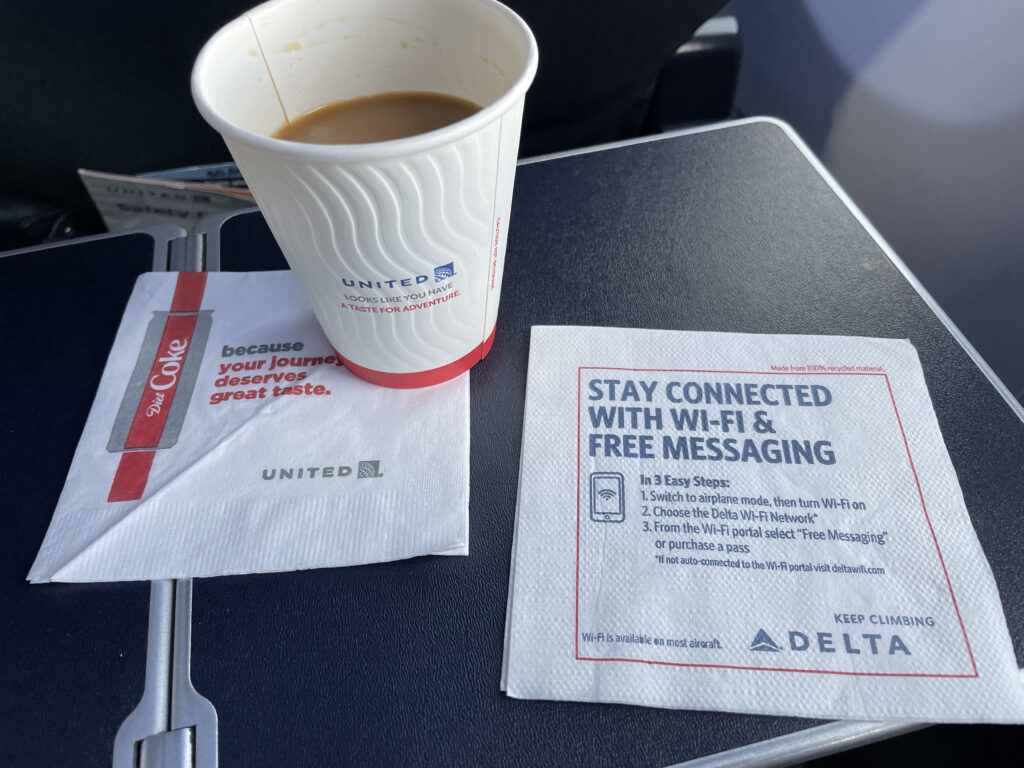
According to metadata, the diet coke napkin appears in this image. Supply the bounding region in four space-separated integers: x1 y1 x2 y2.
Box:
29 271 468 583
502 326 1024 723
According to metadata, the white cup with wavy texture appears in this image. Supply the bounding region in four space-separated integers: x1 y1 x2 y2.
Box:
193 0 537 387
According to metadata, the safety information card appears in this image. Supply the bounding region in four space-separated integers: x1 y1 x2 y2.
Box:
501 326 1024 722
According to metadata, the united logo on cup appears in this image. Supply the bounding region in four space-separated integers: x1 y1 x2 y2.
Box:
193 0 538 387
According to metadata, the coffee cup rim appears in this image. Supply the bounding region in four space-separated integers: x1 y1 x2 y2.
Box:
192 0 538 162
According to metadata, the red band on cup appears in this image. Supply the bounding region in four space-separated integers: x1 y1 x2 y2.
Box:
336 325 497 388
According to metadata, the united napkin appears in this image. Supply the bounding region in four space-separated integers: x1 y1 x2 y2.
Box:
29 271 468 583
502 326 1024 723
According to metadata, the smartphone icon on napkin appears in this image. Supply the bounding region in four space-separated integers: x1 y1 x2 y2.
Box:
590 472 625 523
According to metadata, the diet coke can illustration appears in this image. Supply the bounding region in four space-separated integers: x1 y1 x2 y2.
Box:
106 273 211 502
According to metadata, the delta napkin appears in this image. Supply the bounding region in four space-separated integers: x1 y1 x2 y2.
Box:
502 325 1024 723
29 270 468 583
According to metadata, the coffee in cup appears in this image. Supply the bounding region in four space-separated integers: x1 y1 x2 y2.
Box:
273 91 482 144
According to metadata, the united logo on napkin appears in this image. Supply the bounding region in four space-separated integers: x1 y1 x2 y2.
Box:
28 271 469 583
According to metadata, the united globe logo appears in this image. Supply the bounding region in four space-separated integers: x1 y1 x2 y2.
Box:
434 262 456 282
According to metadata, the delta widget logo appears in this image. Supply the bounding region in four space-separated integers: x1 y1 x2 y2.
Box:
750 629 782 652
750 626 911 655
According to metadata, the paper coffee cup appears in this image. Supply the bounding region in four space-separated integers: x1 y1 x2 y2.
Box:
193 0 537 387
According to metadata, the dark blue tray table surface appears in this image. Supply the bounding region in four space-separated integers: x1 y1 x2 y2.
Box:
191 119 1024 766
